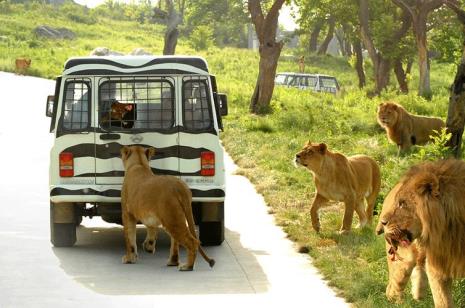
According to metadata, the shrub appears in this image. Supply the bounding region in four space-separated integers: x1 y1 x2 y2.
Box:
189 25 214 51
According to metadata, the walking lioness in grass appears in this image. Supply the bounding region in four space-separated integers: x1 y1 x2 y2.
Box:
295 141 381 233
120 145 215 271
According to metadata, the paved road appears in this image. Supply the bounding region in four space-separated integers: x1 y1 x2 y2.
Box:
0 72 347 307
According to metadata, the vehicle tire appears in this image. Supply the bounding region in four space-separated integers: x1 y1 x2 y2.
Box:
199 220 224 246
50 202 76 247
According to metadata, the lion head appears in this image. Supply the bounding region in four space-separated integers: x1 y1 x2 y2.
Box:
294 141 327 172
379 160 465 276
377 102 404 128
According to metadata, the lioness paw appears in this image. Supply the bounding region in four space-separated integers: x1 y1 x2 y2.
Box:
122 253 138 264
179 264 194 271
143 240 156 254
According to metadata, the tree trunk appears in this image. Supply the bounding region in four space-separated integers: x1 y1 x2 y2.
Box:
248 0 285 114
335 28 346 56
250 42 283 113
309 19 323 52
394 58 409 93
162 0 182 55
375 58 391 95
413 14 432 98
446 62 465 157
353 39 365 88
163 28 178 55
317 16 336 55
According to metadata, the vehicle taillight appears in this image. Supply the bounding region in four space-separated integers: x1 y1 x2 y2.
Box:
200 151 215 176
59 152 74 177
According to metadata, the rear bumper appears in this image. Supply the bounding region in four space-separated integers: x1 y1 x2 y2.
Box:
50 185 225 203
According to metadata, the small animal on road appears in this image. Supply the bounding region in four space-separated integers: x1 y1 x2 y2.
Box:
15 58 31 75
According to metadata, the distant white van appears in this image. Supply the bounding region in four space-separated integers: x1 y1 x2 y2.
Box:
46 55 228 247
275 72 340 94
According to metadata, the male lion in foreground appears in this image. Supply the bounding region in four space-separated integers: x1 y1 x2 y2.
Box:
120 145 215 271
377 160 465 307
376 184 428 303
295 141 381 233
377 101 444 153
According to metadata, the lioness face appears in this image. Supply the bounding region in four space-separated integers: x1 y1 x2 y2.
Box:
120 145 155 171
295 141 327 172
377 103 399 127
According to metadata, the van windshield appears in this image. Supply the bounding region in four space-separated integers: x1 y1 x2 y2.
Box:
98 77 175 131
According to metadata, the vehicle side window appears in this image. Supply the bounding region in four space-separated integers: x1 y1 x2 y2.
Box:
99 78 175 131
183 77 212 131
62 81 90 130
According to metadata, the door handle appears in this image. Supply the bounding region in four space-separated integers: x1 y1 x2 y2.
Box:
100 133 121 140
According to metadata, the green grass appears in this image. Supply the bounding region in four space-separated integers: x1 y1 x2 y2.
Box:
1 2 464 307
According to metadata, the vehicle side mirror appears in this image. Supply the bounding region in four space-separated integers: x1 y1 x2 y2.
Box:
46 95 55 117
218 93 228 116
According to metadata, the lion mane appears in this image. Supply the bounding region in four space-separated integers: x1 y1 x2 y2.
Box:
377 159 465 307
377 101 444 152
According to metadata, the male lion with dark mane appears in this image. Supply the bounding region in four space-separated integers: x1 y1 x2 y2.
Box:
295 141 381 233
377 101 444 153
377 160 465 308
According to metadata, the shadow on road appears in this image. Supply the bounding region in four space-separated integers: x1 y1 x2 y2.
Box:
52 223 269 295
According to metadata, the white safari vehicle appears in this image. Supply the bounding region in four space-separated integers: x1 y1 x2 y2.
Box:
46 56 228 247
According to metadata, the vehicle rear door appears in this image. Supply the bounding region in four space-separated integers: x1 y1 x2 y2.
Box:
94 76 179 185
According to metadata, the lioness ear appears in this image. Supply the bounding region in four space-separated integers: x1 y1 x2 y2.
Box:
415 173 439 198
120 146 131 159
318 143 327 154
145 147 156 160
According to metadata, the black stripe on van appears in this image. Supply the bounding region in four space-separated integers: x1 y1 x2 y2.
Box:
56 127 217 138
74 169 201 177
50 188 225 198
50 188 121 197
67 69 202 76
64 57 209 72
61 143 212 160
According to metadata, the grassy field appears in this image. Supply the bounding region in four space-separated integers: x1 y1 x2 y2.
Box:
1 2 464 307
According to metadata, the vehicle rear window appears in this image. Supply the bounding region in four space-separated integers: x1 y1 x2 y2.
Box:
62 80 90 130
182 77 212 131
320 77 338 88
98 78 175 131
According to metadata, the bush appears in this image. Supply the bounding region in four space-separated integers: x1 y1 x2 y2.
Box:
189 25 214 51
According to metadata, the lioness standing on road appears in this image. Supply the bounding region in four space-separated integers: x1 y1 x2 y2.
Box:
295 141 381 233
120 145 215 271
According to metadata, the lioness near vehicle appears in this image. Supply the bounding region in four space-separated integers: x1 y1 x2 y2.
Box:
295 141 381 233
376 184 428 302
377 101 444 153
15 58 31 75
120 145 215 271
377 159 465 308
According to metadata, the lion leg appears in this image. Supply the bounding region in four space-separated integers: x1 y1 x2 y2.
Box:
163 220 199 271
354 199 368 229
427 264 454 308
340 198 356 233
142 226 158 254
310 194 328 232
411 265 428 301
122 212 138 264
385 244 416 302
167 237 180 267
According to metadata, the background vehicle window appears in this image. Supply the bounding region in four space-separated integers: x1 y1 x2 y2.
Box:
183 77 212 131
320 77 338 88
307 76 317 87
99 78 174 130
62 81 89 130
275 75 286 85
